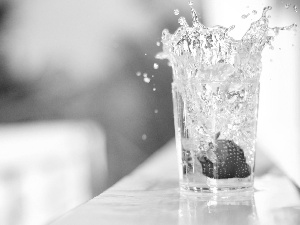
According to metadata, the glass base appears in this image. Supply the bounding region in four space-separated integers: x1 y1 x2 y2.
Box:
180 184 253 195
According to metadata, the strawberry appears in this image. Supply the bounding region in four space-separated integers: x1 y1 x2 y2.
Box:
197 133 251 179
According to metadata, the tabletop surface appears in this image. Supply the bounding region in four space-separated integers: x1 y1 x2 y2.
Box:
51 140 300 225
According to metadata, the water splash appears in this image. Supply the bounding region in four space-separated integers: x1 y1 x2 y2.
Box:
285 4 291 9
153 63 159 69
156 41 161 46
157 6 296 82
174 9 180 15
294 5 298 12
252 10 257 15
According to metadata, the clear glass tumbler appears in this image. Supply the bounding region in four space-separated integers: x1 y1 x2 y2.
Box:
172 78 260 193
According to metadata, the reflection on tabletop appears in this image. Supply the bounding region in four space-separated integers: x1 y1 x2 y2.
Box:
179 192 258 225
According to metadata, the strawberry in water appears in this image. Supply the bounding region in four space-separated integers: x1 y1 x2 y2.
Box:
198 132 251 179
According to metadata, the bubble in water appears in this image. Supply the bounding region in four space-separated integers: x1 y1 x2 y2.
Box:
136 71 141 76
294 5 298 12
156 41 161 46
174 9 180 15
144 77 151 83
153 63 159 69
285 3 291 9
252 10 257 15
153 87 156 91
154 109 158 113
188 1 193 6
142 134 147 140
241 13 250 19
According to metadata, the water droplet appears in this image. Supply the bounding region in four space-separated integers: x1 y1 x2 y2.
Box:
156 41 161 46
143 73 148 77
252 10 257 15
154 109 158 113
153 87 156 91
142 134 147 140
162 29 170 41
241 13 250 19
144 77 151 83
285 3 291 9
136 71 141 76
153 63 159 69
174 9 179 15
178 17 188 26
188 1 193 6
262 6 272 17
294 5 298 12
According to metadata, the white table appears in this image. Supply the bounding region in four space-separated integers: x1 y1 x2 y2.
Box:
51 140 300 225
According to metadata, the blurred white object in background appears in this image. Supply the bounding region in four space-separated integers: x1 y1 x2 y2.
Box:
258 3 300 187
2 0 157 84
0 121 107 225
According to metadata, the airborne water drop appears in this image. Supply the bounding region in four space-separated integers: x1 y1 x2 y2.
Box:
144 77 151 83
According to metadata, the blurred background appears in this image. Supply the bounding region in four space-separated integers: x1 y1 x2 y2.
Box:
0 0 299 224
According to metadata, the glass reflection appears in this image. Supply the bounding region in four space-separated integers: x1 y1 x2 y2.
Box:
178 191 259 225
